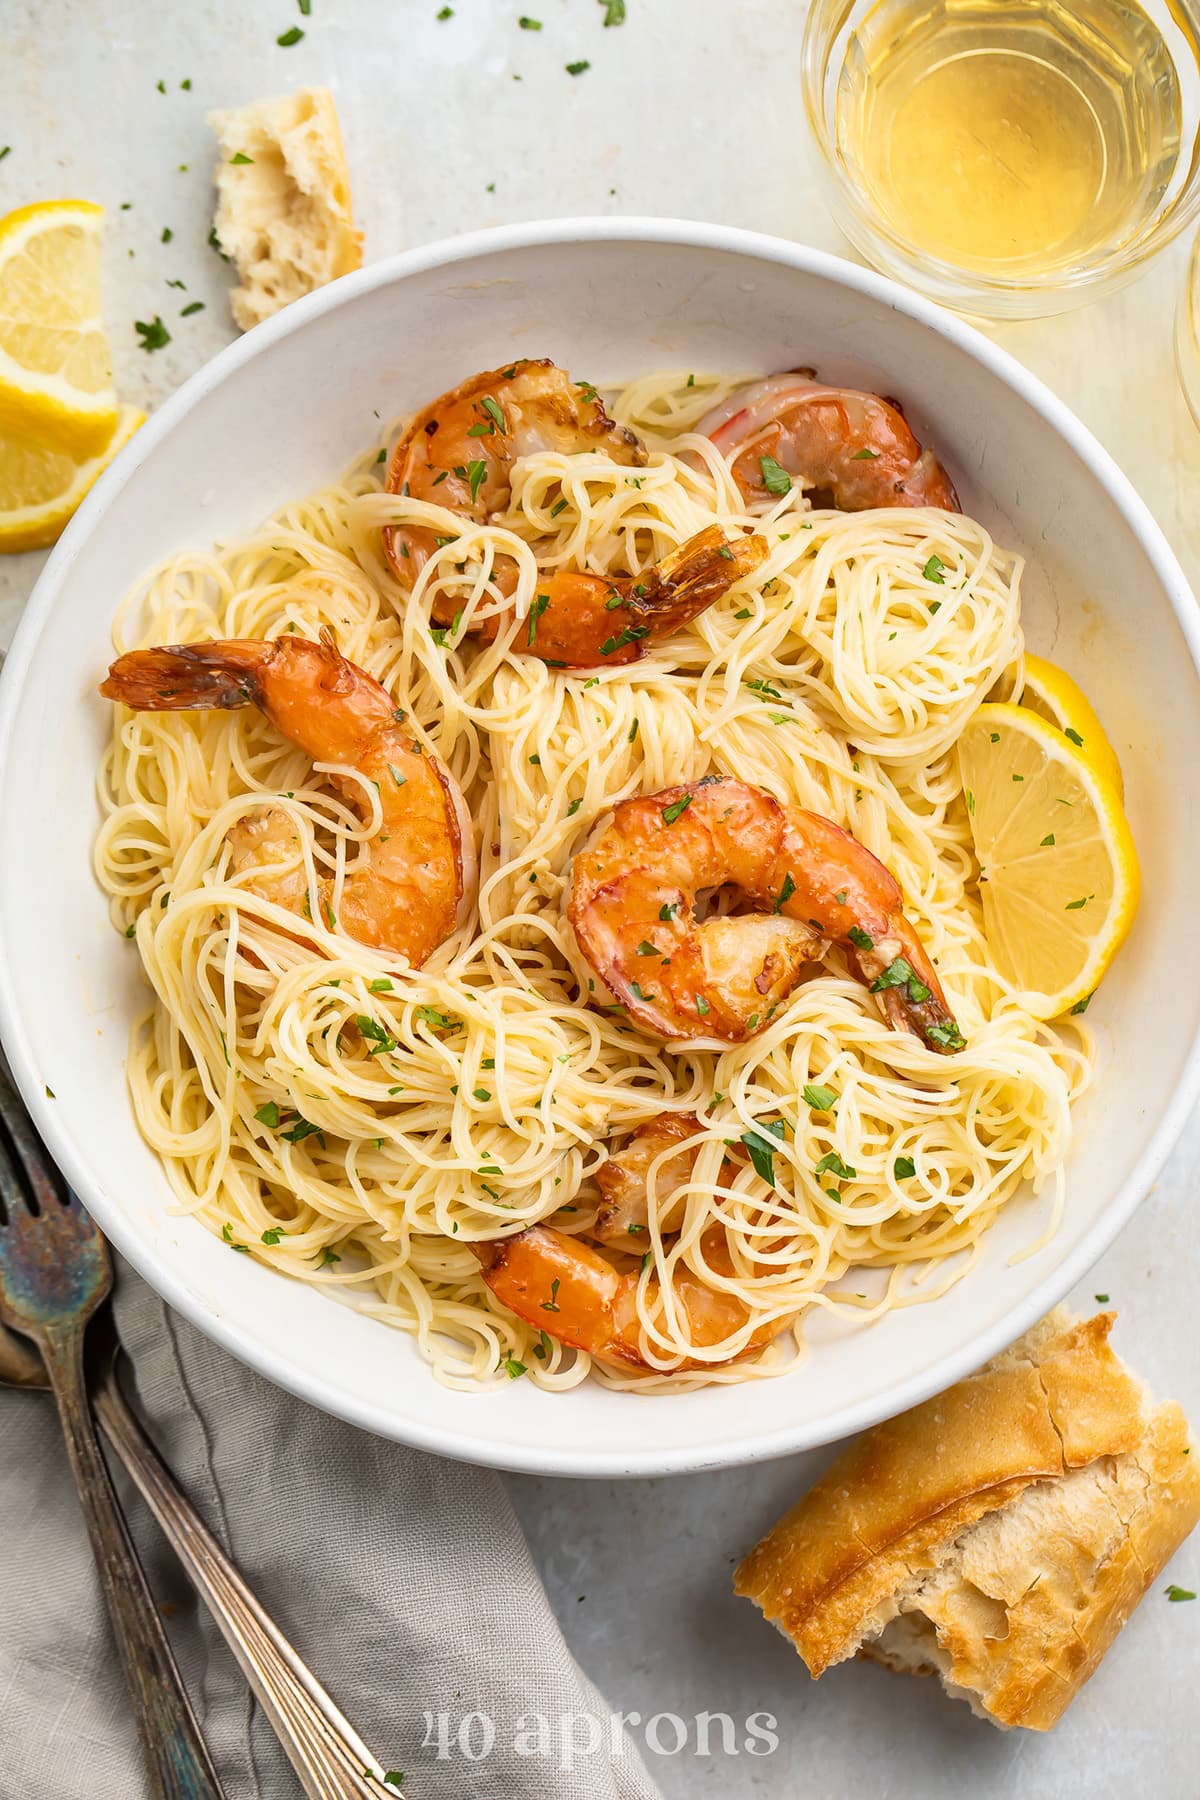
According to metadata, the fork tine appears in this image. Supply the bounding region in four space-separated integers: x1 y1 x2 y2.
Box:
0 1064 70 1214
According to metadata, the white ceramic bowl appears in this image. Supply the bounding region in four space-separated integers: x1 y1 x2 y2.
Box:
2 220 1198 1477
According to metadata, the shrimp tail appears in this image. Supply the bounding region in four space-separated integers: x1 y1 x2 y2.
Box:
633 525 768 635
100 641 273 711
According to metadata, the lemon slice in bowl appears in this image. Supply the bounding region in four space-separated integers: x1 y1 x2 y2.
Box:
0 405 143 552
0 200 119 456
1018 653 1125 799
957 702 1139 1019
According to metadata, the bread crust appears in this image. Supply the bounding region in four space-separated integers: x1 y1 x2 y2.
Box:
209 87 362 330
734 1310 1200 1728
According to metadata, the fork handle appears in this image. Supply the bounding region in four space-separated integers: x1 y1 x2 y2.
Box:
93 1363 396 1799
40 1324 226 1800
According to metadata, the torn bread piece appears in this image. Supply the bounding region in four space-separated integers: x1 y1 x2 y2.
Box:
735 1310 1200 1730
209 87 362 331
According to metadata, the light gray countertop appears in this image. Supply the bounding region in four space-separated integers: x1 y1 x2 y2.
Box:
3 3 1199 1793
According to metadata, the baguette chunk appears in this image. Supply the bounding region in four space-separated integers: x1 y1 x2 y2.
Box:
209 87 361 330
735 1310 1200 1729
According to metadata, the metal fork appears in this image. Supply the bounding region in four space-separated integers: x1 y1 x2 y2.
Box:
0 1070 402 1799
0 1073 225 1799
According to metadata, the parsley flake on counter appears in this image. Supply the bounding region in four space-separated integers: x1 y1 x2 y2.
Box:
600 0 626 20
1166 1585 1196 1602
135 315 171 351
180 300 205 316
519 13 543 26
565 59 591 74
277 25 304 44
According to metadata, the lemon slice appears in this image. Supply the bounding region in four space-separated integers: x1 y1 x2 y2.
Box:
0 405 143 552
1019 653 1125 800
0 200 118 455
957 702 1139 1018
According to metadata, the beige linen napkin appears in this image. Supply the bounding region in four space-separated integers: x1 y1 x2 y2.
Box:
0 1258 661 1800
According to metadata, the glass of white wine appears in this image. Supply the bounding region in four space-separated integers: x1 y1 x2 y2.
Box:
1176 230 1200 427
803 0 1200 316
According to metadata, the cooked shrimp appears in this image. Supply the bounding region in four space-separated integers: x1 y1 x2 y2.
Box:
99 633 476 967
383 358 768 667
472 1223 792 1372
568 776 964 1052
700 371 961 512
594 1114 735 1252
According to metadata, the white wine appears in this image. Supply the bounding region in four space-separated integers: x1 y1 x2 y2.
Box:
836 0 1183 275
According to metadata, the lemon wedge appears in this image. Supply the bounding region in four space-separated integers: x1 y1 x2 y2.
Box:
0 405 143 552
0 200 119 455
1018 653 1125 800
957 702 1139 1018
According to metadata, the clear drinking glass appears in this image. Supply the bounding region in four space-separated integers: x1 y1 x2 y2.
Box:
802 0 1200 318
1176 230 1200 428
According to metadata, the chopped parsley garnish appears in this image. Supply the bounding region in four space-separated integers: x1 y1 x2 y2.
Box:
774 872 796 913
661 794 692 825
758 454 792 496
565 59 591 74
161 226 173 243
803 1083 838 1112
599 0 626 21
504 1356 527 1378
281 1117 326 1147
735 607 753 620
481 394 507 433
922 554 946 584
743 676 783 701
388 763 407 788
221 1221 249 1253
1041 832 1055 846
473 1087 491 1102
1065 726 1084 747
180 301 205 316
695 995 710 1015
1166 1585 1196 1602
869 956 929 1004
567 797 583 815
466 458 487 503
229 151 254 164
1065 896 1090 910
1072 992 1094 1015
437 4 453 14
628 718 639 742
134 315 171 351
519 14 543 26
851 447 879 460
635 940 659 956
369 977 393 993
815 1150 856 1181
0 148 10 163
550 496 568 516
415 1003 456 1031
658 902 678 920
966 790 975 815
629 980 655 1003
926 1020 966 1050
355 1014 398 1055
317 1246 341 1267
847 924 874 951
1095 1292 1110 1302
527 592 550 645
742 1128 781 1187
261 1226 286 1245
542 1277 561 1313
894 1156 916 1179
254 1101 281 1128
